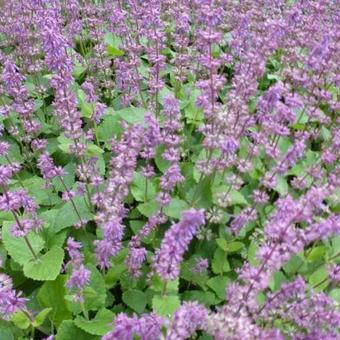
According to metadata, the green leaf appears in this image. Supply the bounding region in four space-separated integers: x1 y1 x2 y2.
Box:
0 211 12 223
80 103 94 120
180 258 209 289
105 264 127 288
2 221 45 266
269 271 288 291
37 275 72 327
283 255 304 275
307 246 327 262
206 276 229 299
22 177 61 206
0 327 14 340
0 137 23 165
320 126 331 141
83 264 107 311
190 175 213 209
86 144 104 156
32 308 52 327
74 309 114 336
184 103 204 124
107 45 124 57
155 145 170 172
95 155 106 176
163 198 189 219
198 334 213 340
122 289 146 313
77 89 94 118
275 176 288 195
137 200 160 218
105 33 124 57
278 137 293 153
329 289 340 303
56 320 96 340
292 109 308 128
150 277 179 295
54 196 93 232
51 163 75 191
309 265 328 292
248 241 260 266
152 295 180 317
0 246 7 270
181 88 204 123
256 292 266 305
267 74 281 80
23 246 64 281
129 220 145 234
73 62 86 78
158 86 173 104
131 172 157 202
227 241 245 253
216 238 228 251
331 235 340 253
229 190 248 205
57 136 72 154
116 107 146 125
11 311 30 330
97 112 122 142
42 224 67 250
212 248 230 275
59 139 101 157
182 290 219 307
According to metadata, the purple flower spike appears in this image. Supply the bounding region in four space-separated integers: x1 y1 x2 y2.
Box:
152 209 205 280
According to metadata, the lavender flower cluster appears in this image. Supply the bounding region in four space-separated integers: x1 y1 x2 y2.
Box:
0 0 339 339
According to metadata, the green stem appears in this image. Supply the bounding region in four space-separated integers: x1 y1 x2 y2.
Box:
59 177 84 227
144 177 148 202
1 185 38 260
190 150 214 206
21 309 49 336
81 301 89 320
190 173 204 206
13 211 38 261
23 235 38 261
5 156 25 188
161 281 167 297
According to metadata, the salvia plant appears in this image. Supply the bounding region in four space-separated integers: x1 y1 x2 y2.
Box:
0 0 339 339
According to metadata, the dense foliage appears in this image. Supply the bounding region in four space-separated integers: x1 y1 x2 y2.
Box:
0 0 339 339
